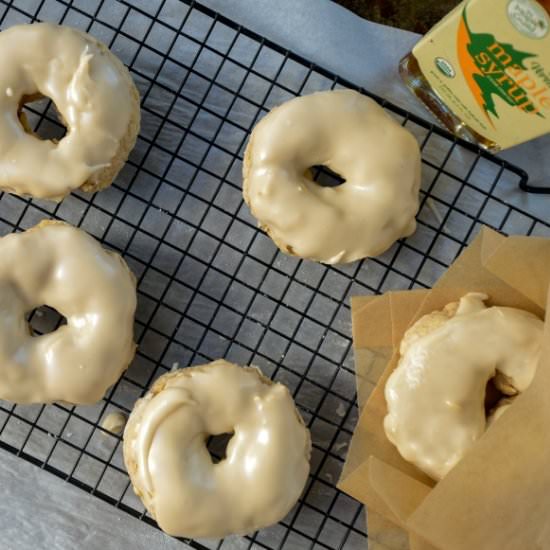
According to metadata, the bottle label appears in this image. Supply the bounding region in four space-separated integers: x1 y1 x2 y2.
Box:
412 0 550 148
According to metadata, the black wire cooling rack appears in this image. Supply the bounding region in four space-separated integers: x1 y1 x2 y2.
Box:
0 1 549 549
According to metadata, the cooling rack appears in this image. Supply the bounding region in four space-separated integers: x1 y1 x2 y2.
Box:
0 1 549 549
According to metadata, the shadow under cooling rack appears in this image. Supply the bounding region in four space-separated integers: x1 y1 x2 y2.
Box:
0 1 549 550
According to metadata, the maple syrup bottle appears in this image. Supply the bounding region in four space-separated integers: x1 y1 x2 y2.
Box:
400 0 550 151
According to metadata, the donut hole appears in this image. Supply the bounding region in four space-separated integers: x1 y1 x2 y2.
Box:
18 94 67 143
206 432 234 464
484 375 514 417
26 305 67 336
308 165 346 188
484 377 501 415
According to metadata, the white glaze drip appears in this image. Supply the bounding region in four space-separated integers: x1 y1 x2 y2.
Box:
384 293 543 480
0 221 137 404
0 23 137 199
243 89 421 264
124 361 311 538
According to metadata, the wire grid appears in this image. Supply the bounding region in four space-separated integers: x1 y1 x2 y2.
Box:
0 0 549 549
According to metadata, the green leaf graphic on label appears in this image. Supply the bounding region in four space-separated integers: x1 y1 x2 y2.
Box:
458 6 543 120
468 35 535 117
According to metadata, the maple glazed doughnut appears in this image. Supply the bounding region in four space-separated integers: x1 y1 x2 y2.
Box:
243 89 421 264
0 23 140 200
0 221 137 404
123 360 311 538
384 293 544 481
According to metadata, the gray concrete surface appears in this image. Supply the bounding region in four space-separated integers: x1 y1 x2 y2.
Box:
0 449 183 550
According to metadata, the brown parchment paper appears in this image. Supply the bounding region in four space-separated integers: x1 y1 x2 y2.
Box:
338 227 550 550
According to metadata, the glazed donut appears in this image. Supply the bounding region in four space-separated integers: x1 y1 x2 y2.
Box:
0 23 140 200
243 89 421 264
0 221 136 404
123 360 311 538
384 293 544 481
